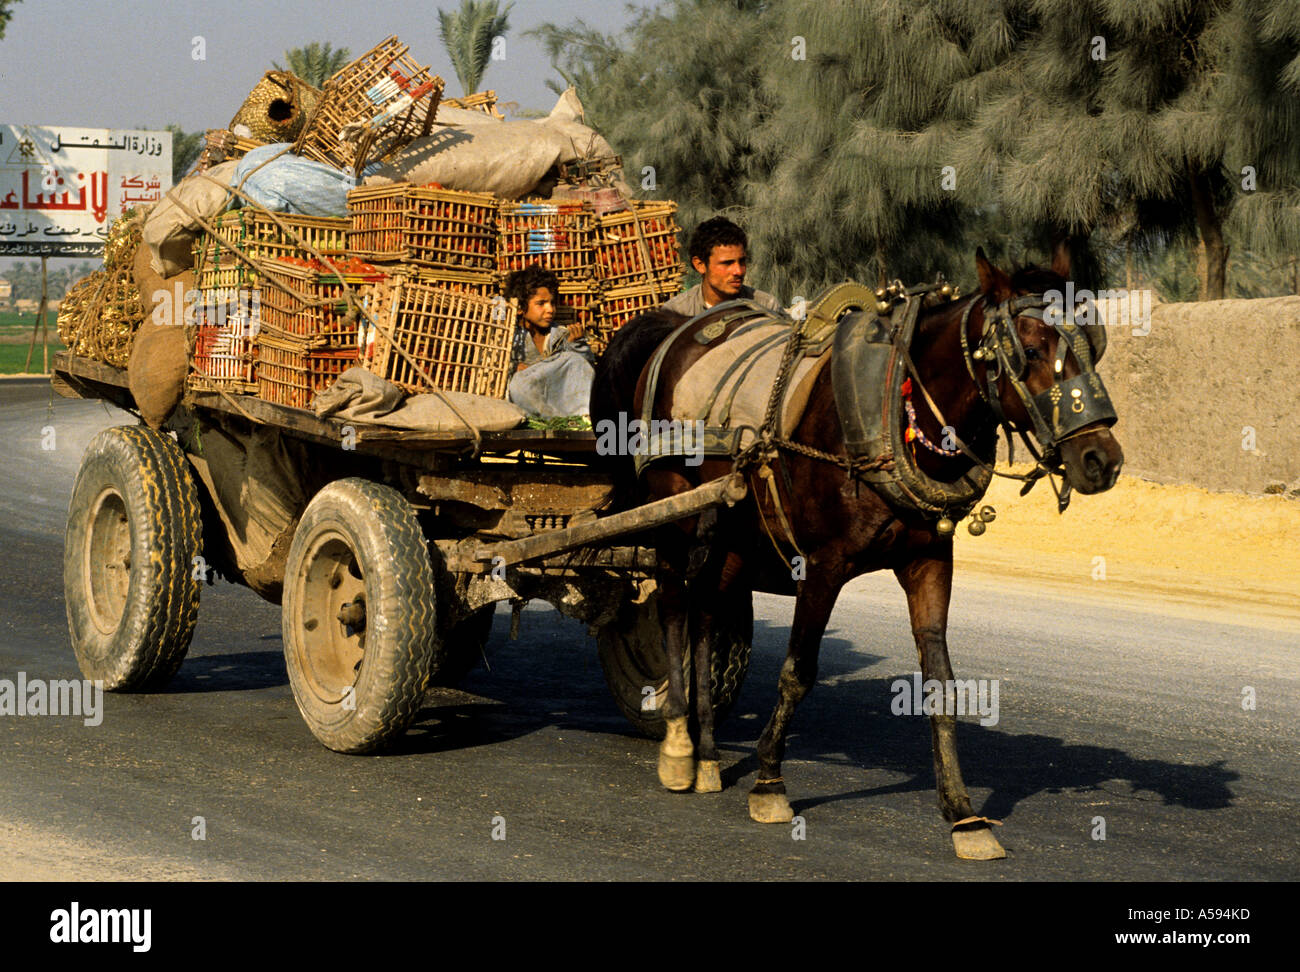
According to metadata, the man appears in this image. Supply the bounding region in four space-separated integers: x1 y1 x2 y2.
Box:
661 216 783 317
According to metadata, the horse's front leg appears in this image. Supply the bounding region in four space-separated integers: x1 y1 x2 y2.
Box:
656 563 696 792
895 551 1006 860
686 549 745 794
749 568 841 823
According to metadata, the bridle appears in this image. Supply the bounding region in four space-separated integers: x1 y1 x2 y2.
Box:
898 285 1117 512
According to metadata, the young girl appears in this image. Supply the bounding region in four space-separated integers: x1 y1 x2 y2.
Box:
504 266 596 418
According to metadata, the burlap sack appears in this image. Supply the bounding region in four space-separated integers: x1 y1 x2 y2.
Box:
367 89 629 199
141 160 239 277
128 242 194 429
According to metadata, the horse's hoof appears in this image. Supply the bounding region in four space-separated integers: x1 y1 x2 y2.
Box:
748 791 794 824
952 826 1006 861
694 760 722 793
658 752 695 792
658 716 695 791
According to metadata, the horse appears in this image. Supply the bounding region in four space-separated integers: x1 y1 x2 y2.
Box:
589 246 1124 860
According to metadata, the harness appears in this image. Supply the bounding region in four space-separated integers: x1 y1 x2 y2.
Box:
634 277 1117 565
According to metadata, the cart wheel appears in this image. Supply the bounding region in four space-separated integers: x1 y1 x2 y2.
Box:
282 478 442 754
428 605 496 687
598 588 752 739
64 426 203 691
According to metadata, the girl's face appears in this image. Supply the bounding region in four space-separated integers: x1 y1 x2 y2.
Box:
523 287 556 329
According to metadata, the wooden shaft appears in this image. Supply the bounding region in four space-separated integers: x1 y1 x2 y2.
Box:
474 474 747 567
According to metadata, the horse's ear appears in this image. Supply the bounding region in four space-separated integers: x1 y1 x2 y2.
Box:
975 247 1011 301
1050 239 1071 278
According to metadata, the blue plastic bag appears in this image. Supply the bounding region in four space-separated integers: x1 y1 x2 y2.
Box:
232 144 356 217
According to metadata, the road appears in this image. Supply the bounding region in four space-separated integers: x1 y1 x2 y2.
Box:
0 380 1295 880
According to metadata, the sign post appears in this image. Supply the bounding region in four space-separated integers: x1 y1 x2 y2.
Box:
1 124 172 373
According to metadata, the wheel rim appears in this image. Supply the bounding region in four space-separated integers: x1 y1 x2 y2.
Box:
84 486 132 635
293 529 368 705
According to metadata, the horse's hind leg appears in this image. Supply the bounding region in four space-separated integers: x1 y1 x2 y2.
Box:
749 569 841 823
656 567 696 792
895 553 1006 861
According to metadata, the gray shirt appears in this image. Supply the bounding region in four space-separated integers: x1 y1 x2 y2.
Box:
660 283 783 318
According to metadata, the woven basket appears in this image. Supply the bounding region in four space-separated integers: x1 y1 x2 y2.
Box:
391 265 499 298
195 129 265 172
231 71 320 144
347 184 497 269
57 210 147 367
293 37 443 177
189 315 258 394
256 331 359 409
364 278 516 397
594 282 668 354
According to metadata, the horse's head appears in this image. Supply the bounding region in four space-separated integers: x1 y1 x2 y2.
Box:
970 246 1123 496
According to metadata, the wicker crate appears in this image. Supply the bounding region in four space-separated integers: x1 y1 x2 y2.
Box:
256 332 359 409
392 265 499 298
594 201 683 290
194 129 264 172
293 36 443 176
189 315 258 394
347 184 497 269
259 256 389 348
556 279 602 351
497 200 595 280
441 90 504 119
194 210 350 289
364 279 516 397
594 283 669 353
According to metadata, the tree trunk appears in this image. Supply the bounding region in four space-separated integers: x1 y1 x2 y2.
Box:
1187 161 1227 300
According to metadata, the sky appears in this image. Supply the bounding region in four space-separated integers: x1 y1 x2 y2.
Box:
0 0 644 271
0 0 640 128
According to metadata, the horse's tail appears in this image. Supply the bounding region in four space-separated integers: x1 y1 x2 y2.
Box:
589 308 688 510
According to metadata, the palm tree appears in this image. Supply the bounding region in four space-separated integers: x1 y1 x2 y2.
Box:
438 0 513 96
274 42 352 88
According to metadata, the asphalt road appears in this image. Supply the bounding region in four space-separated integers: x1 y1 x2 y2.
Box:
0 380 1296 880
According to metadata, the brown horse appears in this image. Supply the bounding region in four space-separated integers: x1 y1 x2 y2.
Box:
589 247 1123 859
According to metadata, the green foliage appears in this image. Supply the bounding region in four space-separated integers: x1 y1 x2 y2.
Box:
3 260 97 303
166 125 204 184
0 0 20 41
536 0 1300 300
274 42 351 88
438 0 513 96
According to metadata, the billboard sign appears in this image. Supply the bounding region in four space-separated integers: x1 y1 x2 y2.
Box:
0 125 172 257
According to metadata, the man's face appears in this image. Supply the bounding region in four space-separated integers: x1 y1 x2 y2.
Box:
693 244 748 301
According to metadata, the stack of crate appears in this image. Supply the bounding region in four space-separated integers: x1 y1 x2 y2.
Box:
256 256 390 408
344 183 516 397
188 209 352 399
591 201 683 354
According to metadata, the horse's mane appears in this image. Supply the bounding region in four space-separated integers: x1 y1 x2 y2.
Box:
1007 263 1066 294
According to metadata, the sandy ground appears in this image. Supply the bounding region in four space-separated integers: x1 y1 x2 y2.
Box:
951 467 1299 630
0 819 237 881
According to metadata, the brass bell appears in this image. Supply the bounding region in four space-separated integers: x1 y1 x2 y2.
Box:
967 518 986 536
940 282 952 296
978 505 997 523
876 300 892 314
875 287 887 299
972 348 987 360
936 516 955 536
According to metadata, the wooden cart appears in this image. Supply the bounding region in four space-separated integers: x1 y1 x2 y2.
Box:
52 351 753 753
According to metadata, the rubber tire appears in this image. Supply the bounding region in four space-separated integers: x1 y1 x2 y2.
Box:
428 605 496 687
598 588 752 739
64 425 203 690
282 478 442 754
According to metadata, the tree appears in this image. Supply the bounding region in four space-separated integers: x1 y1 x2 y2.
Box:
0 0 20 41
166 125 204 184
531 2 779 267
438 0 513 96
274 42 351 88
